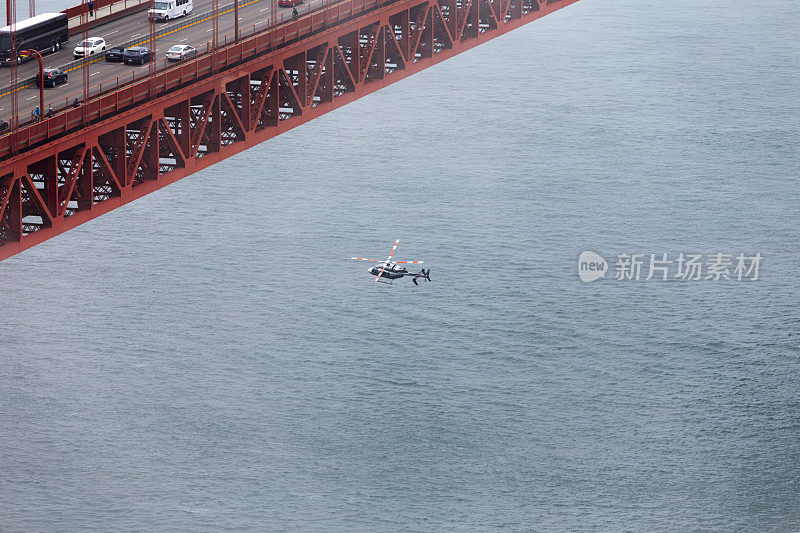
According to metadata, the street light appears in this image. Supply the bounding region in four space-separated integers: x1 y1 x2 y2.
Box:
234 0 239 42
20 49 44 120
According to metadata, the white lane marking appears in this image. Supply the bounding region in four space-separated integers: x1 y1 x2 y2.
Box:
26 96 37 100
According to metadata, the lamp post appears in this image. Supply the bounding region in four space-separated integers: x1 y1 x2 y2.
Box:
20 49 44 119
234 0 239 42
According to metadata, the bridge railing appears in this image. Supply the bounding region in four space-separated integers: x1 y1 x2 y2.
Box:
63 0 131 19
2 0 273 98
0 0 380 159
43 2 321 109
66 0 153 34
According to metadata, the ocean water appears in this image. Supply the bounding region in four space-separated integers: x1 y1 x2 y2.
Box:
1 0 799 530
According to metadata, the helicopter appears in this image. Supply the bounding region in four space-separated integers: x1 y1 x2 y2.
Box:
350 239 431 285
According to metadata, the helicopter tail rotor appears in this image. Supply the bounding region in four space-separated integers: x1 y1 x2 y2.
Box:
411 268 430 284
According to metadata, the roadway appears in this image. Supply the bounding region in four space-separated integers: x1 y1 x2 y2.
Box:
0 0 317 120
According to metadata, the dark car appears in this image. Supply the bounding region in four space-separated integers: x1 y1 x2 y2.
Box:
122 46 154 65
105 46 126 62
0 119 8 133
35 68 68 88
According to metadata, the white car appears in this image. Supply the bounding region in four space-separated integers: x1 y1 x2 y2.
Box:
165 44 198 62
149 0 193 21
73 37 106 59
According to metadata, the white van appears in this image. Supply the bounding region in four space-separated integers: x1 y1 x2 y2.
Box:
148 0 193 22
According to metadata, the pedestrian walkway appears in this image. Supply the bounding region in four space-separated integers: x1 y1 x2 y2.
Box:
67 0 152 32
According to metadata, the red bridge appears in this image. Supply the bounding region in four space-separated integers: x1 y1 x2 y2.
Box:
0 0 579 261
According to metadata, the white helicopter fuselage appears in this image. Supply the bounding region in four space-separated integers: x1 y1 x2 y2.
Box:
368 262 408 279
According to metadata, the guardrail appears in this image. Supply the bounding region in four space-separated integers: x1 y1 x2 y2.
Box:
64 0 142 19
30 10 284 116
1 0 267 98
1 0 374 156
67 0 153 34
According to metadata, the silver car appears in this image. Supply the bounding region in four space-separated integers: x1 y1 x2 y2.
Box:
165 44 198 62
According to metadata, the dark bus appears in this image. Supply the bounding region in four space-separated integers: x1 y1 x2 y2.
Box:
0 13 69 65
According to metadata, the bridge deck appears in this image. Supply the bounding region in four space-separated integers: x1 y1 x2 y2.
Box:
0 0 581 261
1 0 307 120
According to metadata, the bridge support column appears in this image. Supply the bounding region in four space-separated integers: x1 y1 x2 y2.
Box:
79 150 93 212
145 123 159 181
9 175 22 242
111 128 126 188
43 155 57 219
210 96 221 154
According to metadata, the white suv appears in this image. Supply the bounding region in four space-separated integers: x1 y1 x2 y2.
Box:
73 37 107 59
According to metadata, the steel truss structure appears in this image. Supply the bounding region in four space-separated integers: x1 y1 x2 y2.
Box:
0 0 579 261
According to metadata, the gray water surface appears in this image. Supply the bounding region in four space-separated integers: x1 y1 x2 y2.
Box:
1 0 799 530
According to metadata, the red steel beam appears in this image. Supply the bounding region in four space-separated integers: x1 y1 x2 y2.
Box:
0 0 581 261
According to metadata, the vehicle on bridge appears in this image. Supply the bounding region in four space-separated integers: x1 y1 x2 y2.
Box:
278 0 303 7
105 46 126 62
73 37 107 59
165 44 197 61
0 119 8 133
149 0 194 21
34 67 68 88
0 13 69 65
123 47 155 65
